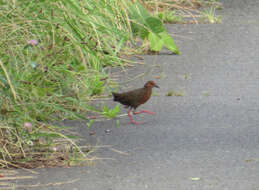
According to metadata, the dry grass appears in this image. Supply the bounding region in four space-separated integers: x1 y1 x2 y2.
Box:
140 0 222 24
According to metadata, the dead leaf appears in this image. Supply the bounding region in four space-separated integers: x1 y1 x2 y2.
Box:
190 177 200 181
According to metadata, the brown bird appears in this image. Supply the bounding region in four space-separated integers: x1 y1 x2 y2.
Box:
112 80 159 124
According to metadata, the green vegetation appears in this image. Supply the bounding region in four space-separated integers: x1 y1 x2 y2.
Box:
157 9 182 23
142 0 222 24
128 2 179 53
166 90 183 97
0 0 179 168
201 7 222 23
0 0 220 168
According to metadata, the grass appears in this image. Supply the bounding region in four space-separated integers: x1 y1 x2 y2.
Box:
157 8 183 23
0 0 220 169
166 90 184 97
0 0 135 168
141 0 222 24
201 7 222 23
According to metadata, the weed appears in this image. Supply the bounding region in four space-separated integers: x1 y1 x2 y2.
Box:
157 9 183 23
0 0 133 168
166 90 183 97
140 0 222 24
201 7 222 23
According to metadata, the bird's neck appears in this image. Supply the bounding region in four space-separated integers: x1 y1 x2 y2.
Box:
141 87 152 102
144 86 152 92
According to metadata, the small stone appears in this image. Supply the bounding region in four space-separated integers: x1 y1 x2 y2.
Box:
89 131 96 136
105 129 111 135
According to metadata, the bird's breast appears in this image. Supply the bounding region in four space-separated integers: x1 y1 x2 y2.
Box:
139 88 152 105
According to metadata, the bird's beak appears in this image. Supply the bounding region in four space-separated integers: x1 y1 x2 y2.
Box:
155 84 159 88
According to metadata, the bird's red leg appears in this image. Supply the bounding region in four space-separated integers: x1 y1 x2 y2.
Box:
133 110 156 115
128 109 143 125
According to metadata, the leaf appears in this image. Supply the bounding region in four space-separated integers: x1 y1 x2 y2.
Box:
128 3 154 39
102 104 120 118
127 2 179 54
128 3 149 21
146 17 165 33
87 120 95 128
129 16 148 38
148 32 163 51
33 132 60 138
88 75 104 96
190 177 201 181
160 32 180 54
111 104 120 115
64 97 77 102
70 59 85 72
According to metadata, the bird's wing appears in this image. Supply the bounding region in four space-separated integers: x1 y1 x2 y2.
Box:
116 88 145 108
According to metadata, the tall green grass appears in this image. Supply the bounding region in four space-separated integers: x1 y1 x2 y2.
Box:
0 0 138 168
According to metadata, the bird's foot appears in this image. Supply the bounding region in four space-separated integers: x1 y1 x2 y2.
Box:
128 109 145 125
133 110 156 115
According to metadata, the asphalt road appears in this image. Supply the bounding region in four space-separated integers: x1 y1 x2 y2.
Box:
5 0 259 189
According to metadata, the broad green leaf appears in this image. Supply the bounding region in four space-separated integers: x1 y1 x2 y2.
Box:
127 2 179 54
146 17 165 34
135 3 150 19
128 3 149 21
128 3 152 39
161 32 180 54
148 32 163 51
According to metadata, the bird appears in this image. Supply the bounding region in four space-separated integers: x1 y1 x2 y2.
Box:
112 80 159 124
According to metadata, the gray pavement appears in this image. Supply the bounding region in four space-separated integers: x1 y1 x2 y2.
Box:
5 0 259 189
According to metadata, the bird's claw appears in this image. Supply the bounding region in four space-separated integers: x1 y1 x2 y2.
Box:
133 110 156 115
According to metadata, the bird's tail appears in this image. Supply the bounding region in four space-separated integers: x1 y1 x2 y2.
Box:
112 92 119 101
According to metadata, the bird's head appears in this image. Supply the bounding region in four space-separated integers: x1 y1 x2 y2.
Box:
144 80 159 89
